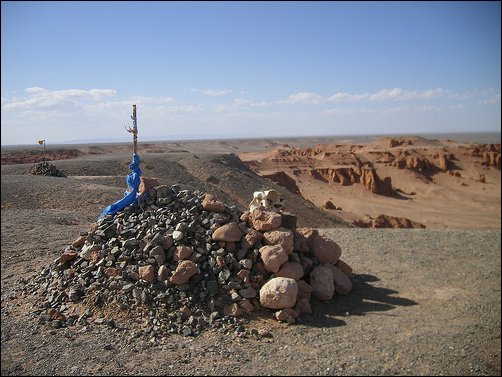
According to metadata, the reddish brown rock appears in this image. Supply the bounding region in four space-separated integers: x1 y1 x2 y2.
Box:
173 245 193 261
169 260 198 285
103 267 120 278
296 280 314 300
162 236 174 250
294 228 317 253
202 193 225 212
88 222 99 233
236 269 250 283
223 303 243 317
47 308 66 321
259 244 289 273
322 263 352 295
138 265 154 284
259 277 298 309
482 151 501 169
310 265 335 301
238 299 255 314
241 228 263 250
89 250 100 264
294 228 316 255
279 212 297 231
254 261 269 276
250 209 282 231
275 308 300 322
311 233 342 264
179 305 192 320
295 297 312 314
212 222 244 242
389 138 413 148
297 227 318 239
436 154 451 171
331 265 353 295
353 214 426 229
71 235 86 249
240 211 251 222
309 166 397 197
60 251 78 263
274 261 304 280
225 241 236 252
393 155 437 177
138 177 160 194
360 167 396 197
262 171 301 196
263 228 294 254
253 273 267 289
335 259 353 277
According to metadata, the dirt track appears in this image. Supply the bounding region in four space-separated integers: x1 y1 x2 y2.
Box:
1 144 501 376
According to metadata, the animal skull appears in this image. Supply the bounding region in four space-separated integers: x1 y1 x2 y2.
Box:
249 189 284 212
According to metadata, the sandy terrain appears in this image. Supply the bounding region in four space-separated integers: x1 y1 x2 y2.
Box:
1 135 501 376
239 136 501 229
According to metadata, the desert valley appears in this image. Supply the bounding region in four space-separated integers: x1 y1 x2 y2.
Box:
1 133 500 376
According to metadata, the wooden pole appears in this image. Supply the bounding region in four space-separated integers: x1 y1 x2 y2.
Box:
132 104 137 155
126 104 138 155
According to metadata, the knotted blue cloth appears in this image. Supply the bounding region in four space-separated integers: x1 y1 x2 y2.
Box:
98 153 142 220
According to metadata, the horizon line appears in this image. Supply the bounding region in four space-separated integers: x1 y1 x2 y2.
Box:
1 130 501 148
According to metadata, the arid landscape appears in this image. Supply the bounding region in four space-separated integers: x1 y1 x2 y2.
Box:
240 136 500 229
1 134 501 376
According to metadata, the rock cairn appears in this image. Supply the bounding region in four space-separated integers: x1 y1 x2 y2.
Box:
31 184 353 337
29 161 67 177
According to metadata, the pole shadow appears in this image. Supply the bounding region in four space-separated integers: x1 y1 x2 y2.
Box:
299 273 418 328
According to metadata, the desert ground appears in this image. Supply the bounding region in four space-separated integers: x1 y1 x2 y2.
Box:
239 136 500 229
1 134 500 376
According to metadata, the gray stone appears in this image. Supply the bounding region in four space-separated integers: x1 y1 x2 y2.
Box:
172 230 184 242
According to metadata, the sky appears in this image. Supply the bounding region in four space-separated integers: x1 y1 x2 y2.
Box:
1 1 501 145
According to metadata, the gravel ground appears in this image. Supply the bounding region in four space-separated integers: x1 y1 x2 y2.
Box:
2 209 500 375
1 151 500 376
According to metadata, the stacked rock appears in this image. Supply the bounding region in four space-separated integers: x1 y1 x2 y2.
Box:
253 221 353 322
29 161 67 177
32 184 353 336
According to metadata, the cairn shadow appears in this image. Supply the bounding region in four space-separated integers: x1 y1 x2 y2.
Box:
300 273 418 328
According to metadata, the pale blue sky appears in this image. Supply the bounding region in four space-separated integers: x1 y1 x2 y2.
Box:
1 1 500 145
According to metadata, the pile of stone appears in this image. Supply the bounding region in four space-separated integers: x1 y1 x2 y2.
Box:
29 161 67 177
32 184 353 337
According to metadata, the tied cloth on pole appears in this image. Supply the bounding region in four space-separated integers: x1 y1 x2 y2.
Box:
98 105 142 221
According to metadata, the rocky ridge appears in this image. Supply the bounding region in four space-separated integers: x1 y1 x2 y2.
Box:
239 138 501 229
353 214 426 229
26 183 353 338
307 166 397 197
2 148 83 165
462 143 501 169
